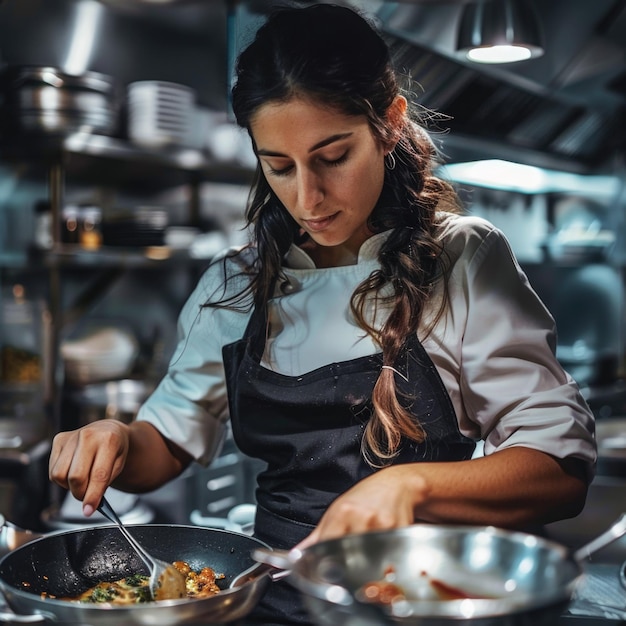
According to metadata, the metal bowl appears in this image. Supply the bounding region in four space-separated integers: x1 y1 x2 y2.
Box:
258 524 582 626
0 66 118 137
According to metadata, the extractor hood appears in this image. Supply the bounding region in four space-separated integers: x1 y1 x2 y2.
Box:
369 0 626 174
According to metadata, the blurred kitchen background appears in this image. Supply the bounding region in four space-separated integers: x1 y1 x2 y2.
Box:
0 0 625 546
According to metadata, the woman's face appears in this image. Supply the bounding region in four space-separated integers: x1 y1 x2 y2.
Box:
250 97 388 266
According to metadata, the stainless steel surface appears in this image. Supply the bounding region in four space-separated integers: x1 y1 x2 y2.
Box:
377 0 626 170
97 496 185 601
0 439 52 531
1 66 118 137
566 562 626 621
5 66 114 92
254 524 583 625
0 515 42 557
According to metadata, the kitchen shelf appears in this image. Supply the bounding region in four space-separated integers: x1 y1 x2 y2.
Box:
0 132 254 189
30 244 212 269
0 132 206 167
0 130 247 441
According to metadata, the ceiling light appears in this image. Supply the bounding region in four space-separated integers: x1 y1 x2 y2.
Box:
456 0 544 64
439 160 621 198
63 0 104 75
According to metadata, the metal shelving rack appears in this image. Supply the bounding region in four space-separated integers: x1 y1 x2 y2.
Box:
0 131 253 436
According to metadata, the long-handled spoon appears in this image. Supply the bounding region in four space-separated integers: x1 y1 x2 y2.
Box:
97 496 187 601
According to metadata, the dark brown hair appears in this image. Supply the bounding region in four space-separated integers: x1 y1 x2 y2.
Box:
213 3 461 465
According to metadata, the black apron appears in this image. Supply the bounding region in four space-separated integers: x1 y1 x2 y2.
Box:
223 297 475 626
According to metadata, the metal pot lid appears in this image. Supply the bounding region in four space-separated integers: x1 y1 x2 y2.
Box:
1 65 115 94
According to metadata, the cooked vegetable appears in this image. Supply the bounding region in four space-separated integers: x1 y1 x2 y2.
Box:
54 561 224 605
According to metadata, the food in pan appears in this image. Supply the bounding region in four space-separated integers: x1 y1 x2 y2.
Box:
359 575 406 605
41 561 225 605
358 565 492 605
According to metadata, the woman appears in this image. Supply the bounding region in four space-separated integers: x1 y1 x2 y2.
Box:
49 4 596 624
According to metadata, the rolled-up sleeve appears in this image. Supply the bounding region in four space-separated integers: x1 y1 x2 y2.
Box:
136 253 251 466
431 216 597 480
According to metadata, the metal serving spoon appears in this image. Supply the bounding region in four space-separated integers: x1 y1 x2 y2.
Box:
97 496 187 601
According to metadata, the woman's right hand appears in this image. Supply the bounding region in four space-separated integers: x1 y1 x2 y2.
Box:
49 420 131 518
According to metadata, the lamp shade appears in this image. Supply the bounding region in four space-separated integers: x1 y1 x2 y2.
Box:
456 0 544 63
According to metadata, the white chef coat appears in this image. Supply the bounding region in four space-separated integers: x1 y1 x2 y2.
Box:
136 212 597 478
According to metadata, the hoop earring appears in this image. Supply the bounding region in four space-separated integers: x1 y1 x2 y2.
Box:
385 152 396 170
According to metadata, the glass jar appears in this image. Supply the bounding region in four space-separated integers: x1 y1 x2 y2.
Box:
0 285 44 385
61 205 80 245
79 206 102 250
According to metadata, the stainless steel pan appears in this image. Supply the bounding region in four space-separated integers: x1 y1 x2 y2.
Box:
253 515 626 626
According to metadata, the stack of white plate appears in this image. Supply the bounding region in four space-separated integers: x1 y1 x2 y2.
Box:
61 326 139 385
127 80 195 148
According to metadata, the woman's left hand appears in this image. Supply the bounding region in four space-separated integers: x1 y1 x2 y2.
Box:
296 465 421 549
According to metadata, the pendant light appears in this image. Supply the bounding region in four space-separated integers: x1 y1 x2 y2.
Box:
456 0 544 64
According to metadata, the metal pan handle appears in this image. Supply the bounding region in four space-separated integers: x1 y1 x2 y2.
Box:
231 550 292 588
573 512 626 562
251 547 354 606
0 611 49 623
0 586 55 624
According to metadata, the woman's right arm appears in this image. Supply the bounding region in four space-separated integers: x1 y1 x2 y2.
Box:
49 419 192 517
49 250 252 517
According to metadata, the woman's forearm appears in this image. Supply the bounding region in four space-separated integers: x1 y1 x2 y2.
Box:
112 421 192 493
406 447 588 528
300 446 588 548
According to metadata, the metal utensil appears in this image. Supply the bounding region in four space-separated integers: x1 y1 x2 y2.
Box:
97 496 186 601
573 512 626 562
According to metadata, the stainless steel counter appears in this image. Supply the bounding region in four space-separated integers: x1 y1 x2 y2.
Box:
543 471 626 625
560 562 626 624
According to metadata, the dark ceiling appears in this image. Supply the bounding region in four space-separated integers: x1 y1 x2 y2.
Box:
375 0 626 174
0 0 624 174
99 0 626 173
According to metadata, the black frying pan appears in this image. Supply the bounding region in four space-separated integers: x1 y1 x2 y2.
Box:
0 524 274 625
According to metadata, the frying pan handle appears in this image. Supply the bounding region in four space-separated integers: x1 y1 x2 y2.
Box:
0 587 55 623
251 547 293 572
573 512 626 562
251 548 354 605
0 612 49 623
230 556 291 588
